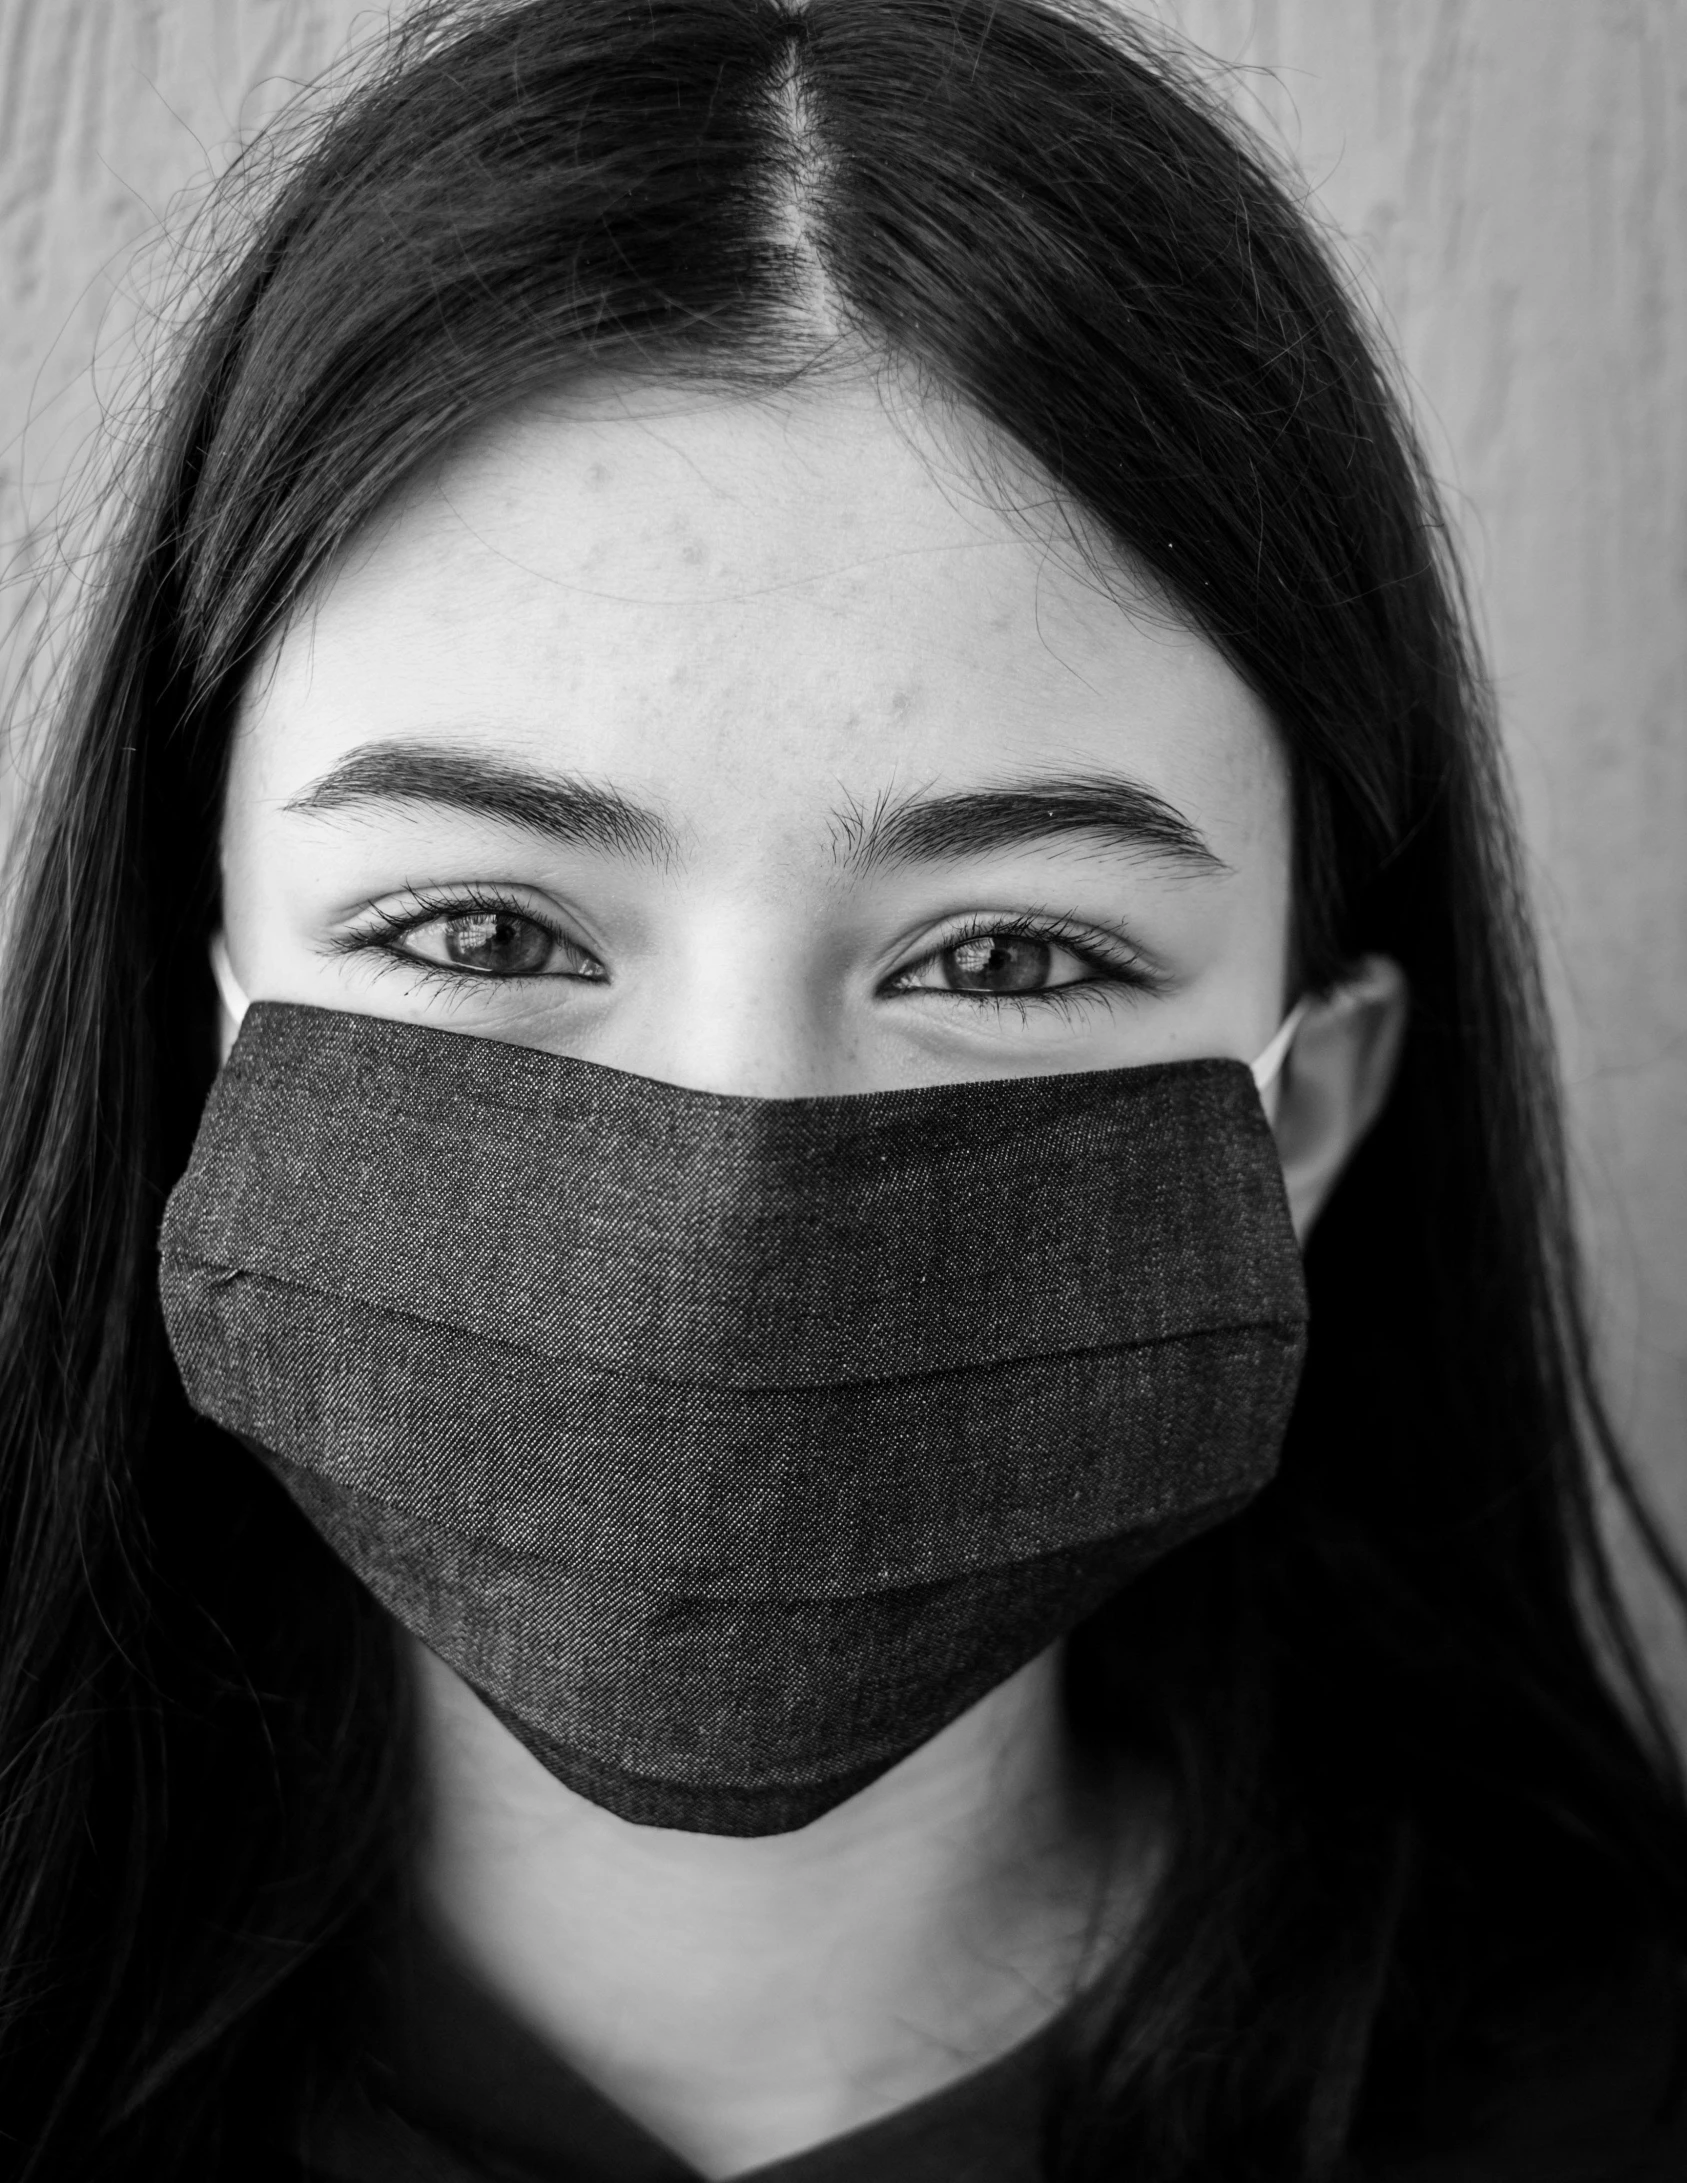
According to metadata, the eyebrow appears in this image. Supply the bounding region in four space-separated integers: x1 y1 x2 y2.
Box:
285 741 1224 879
283 742 678 863
832 777 1227 876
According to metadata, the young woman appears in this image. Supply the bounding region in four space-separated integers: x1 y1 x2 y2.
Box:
1 2 1683 2178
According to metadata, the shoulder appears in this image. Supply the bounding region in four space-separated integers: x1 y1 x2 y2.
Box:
1355 1947 1687 2182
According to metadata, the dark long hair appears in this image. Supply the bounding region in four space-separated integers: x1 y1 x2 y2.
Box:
2 2 1682 2175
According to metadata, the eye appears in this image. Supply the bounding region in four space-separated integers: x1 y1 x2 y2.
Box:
385 903 606 981
889 921 1128 1000
927 932 1061 994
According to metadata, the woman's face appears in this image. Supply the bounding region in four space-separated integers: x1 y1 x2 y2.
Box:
219 375 1293 1096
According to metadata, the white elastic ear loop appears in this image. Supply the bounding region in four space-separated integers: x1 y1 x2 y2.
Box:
1248 995 1309 1093
209 933 249 1031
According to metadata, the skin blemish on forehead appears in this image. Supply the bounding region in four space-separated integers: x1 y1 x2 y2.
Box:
220 372 1292 1095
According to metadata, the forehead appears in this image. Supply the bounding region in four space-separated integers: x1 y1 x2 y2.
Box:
232 375 1286 864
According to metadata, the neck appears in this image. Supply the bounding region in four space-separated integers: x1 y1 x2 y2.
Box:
407 1639 1161 2176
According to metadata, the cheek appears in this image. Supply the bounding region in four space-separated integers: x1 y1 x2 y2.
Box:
217 692 321 956
1167 738 1295 1012
1194 718 1295 963
217 620 345 923
216 738 273 941
1245 774 1297 984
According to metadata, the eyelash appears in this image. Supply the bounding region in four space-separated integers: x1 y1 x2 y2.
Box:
333 884 594 985
334 890 1161 1016
884 911 1163 1017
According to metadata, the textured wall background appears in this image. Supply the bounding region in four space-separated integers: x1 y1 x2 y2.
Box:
3 1 1684 1652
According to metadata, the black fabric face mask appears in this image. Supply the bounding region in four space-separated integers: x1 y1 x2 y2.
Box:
159 1000 1308 1836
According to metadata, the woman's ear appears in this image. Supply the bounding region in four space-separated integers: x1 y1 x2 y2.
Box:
1269 955 1409 1242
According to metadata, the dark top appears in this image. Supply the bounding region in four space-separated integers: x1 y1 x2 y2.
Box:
301 1938 1687 2183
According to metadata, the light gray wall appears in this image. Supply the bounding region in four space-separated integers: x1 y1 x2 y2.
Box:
4 0 1684 1651
1154 2 1687 1667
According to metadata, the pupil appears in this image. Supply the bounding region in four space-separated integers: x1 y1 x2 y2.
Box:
443 910 550 975
944 934 1051 993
